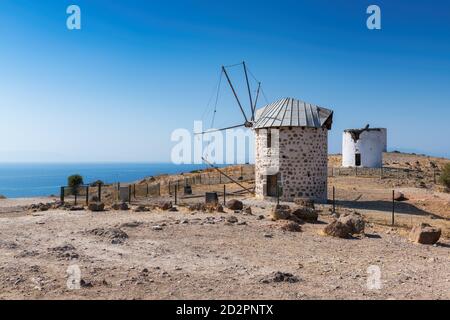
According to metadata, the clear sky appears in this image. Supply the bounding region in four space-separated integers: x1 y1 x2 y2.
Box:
0 0 449 162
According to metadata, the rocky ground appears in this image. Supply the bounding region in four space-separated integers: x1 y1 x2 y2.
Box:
0 196 448 300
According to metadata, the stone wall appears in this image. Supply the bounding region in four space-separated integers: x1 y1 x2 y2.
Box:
255 127 328 202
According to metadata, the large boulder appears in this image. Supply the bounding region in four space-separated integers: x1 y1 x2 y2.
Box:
112 202 129 211
291 207 318 223
338 213 365 234
157 201 173 210
226 199 243 211
294 198 315 209
323 220 352 239
409 223 441 245
88 202 105 212
271 204 291 221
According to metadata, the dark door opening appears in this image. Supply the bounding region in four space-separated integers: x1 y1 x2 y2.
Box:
266 174 278 196
355 153 361 166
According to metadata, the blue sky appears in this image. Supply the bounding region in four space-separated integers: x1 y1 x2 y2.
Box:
0 0 449 162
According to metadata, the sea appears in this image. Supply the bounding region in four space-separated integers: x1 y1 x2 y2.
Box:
0 163 211 198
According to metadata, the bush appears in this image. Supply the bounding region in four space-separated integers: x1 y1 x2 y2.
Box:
68 174 84 195
439 163 450 189
90 180 104 187
0 194 6 199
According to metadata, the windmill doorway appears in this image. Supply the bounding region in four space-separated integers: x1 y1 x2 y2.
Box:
355 153 361 166
266 174 278 197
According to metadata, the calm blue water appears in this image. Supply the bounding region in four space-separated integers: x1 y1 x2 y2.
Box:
0 163 210 198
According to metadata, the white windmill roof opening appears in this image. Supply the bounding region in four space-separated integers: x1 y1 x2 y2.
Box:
254 97 333 129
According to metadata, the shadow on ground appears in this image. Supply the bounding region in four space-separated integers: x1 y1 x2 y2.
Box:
333 199 448 221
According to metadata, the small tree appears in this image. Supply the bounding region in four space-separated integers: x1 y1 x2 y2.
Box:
68 174 84 205
439 163 450 189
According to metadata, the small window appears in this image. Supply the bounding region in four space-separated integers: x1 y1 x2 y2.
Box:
355 153 361 166
267 129 272 148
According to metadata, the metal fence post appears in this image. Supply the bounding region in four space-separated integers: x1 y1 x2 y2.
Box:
332 186 335 214
117 182 120 201
133 184 136 199
98 184 102 202
223 185 226 205
146 183 149 197
276 184 280 205
392 190 395 226
128 185 131 204
60 186 65 203
175 185 177 205
86 186 89 205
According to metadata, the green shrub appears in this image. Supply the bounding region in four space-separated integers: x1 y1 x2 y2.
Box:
68 174 84 204
439 163 450 189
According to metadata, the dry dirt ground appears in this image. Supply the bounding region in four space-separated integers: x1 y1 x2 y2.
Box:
0 196 449 300
0 152 449 300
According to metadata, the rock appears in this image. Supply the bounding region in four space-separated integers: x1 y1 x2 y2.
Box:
291 207 318 223
243 206 252 215
152 225 163 231
338 213 365 234
260 272 300 284
112 202 129 210
226 199 243 210
188 203 206 211
409 223 441 245
119 221 142 228
216 204 225 213
69 205 84 211
226 216 238 224
257 215 264 220
394 192 408 201
80 279 93 288
88 202 105 212
271 204 291 220
89 228 128 244
294 198 315 209
323 220 352 239
280 221 302 232
158 201 173 210
133 205 149 212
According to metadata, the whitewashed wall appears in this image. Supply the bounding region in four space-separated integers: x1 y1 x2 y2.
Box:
342 128 387 168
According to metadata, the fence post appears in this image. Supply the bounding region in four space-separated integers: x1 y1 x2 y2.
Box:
175 185 177 205
146 184 149 197
168 181 171 195
392 190 395 226
133 184 136 199
355 166 358 176
223 185 226 205
158 183 161 196
433 167 436 184
128 185 131 204
332 186 335 214
60 186 65 203
276 184 280 205
98 184 102 202
86 186 89 205
117 182 120 201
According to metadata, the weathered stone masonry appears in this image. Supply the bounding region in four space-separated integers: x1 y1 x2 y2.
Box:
255 127 329 202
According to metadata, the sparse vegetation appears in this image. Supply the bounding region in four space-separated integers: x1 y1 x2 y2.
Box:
0 194 6 199
90 180 104 187
439 163 450 189
68 174 84 205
